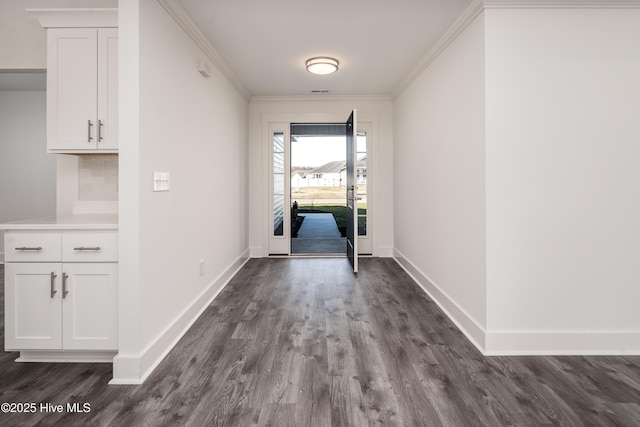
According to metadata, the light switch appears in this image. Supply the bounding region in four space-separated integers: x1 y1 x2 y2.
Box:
153 172 170 192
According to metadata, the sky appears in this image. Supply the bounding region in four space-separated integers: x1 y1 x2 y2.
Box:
291 135 366 168
291 136 345 168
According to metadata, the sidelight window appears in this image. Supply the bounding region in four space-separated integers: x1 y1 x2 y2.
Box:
273 132 285 236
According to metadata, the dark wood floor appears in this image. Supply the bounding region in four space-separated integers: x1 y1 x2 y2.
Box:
0 259 639 426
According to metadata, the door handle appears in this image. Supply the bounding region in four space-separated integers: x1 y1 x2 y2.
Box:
50 272 58 298
62 273 69 299
15 246 42 251
98 120 104 142
347 186 356 201
88 120 94 142
73 247 101 251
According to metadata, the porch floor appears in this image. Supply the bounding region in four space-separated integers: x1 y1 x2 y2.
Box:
291 213 345 255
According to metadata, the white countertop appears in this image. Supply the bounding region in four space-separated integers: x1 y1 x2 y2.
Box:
0 214 118 230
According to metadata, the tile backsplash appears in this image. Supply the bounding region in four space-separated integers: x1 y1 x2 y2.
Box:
78 155 118 201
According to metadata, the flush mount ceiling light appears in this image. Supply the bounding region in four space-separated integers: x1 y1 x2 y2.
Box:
305 57 339 75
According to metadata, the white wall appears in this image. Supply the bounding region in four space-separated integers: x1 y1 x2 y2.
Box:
115 0 249 383
0 91 56 260
248 97 394 257
393 13 487 348
0 1 45 69
484 8 640 353
393 6 640 355
0 0 117 70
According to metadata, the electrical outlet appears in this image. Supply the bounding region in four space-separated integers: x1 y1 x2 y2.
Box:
199 260 205 276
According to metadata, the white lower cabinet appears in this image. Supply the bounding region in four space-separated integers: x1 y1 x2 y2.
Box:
5 263 63 350
4 230 118 360
63 263 118 350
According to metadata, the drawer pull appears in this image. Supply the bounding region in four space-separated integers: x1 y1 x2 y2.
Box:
15 246 42 251
62 273 69 299
73 246 101 251
50 272 58 299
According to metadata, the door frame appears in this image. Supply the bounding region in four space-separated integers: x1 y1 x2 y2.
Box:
261 112 376 257
346 109 358 272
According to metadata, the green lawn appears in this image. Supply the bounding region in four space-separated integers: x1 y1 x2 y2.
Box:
297 204 367 236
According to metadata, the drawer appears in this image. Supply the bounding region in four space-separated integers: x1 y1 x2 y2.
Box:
5 232 62 262
62 232 118 262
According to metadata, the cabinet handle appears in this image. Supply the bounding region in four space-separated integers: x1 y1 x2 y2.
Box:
98 120 104 142
50 272 58 298
88 120 94 142
15 246 42 251
62 273 69 299
73 246 101 251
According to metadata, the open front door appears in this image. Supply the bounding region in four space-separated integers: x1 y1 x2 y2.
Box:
346 110 358 273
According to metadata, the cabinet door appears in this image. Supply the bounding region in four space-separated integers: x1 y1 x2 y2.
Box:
62 263 118 350
97 28 118 150
47 28 98 151
5 263 63 350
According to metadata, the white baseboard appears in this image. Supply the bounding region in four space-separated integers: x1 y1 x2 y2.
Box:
485 330 640 356
393 248 640 356
376 246 394 258
110 354 144 385
111 249 250 385
249 246 262 258
393 249 486 353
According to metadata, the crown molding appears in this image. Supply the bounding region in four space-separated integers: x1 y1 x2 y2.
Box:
392 0 640 99
27 8 117 28
156 0 251 100
482 0 640 7
391 0 484 99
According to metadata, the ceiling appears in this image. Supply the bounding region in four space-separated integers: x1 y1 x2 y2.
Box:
177 0 473 97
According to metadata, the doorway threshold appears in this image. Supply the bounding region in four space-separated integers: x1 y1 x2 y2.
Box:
291 253 346 258
269 253 346 258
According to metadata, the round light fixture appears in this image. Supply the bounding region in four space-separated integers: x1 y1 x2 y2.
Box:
305 57 339 75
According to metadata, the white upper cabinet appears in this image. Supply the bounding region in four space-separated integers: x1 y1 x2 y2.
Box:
97 28 119 151
47 27 118 153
